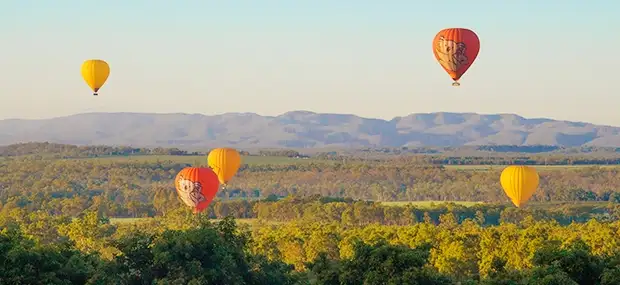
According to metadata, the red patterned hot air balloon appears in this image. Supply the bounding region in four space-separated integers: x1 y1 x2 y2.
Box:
432 28 480 86
174 167 220 213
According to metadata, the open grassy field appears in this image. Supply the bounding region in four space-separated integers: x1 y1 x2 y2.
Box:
381 201 485 208
109 217 153 224
442 164 620 171
68 155 325 166
381 200 612 211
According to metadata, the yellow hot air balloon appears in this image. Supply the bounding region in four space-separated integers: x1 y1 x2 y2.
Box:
81 59 110 96
500 165 539 208
207 148 241 185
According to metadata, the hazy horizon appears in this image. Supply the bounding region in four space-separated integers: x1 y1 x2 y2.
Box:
1 1 617 125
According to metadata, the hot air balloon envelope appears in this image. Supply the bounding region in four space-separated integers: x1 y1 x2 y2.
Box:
500 166 539 207
208 148 242 185
432 28 480 86
81 59 110 95
174 167 220 213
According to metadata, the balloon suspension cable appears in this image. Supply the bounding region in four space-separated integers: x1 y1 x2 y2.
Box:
452 82 461 87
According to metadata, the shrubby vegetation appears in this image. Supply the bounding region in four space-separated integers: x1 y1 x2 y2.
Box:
1 142 620 284
2 144 620 218
2 210 620 284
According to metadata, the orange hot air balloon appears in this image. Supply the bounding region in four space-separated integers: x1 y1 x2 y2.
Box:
432 28 480 86
174 167 220 213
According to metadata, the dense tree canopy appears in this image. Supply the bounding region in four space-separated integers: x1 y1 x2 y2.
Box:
1 210 620 284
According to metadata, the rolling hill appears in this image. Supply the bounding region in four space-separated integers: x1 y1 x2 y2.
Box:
0 111 619 148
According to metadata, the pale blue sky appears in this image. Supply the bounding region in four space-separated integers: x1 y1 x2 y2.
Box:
0 1 617 125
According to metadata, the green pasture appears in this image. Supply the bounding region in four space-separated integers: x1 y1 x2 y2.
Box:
85 156 620 169
109 217 152 224
381 201 485 208
70 155 322 166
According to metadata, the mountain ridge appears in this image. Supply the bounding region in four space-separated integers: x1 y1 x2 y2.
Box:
0 111 618 148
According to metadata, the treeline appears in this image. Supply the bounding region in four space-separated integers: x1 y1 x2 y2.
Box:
8 142 620 165
353 145 620 154
0 142 198 157
3 210 620 284
0 142 298 158
258 150 308 158
321 154 620 166
476 145 562 153
325 150 620 166
353 145 564 155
